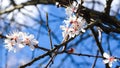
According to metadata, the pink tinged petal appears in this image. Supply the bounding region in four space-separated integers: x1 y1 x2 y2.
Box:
75 31 79 35
103 59 109 64
109 57 116 62
103 52 110 58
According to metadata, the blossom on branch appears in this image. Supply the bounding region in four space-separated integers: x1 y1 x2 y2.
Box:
103 52 117 67
4 31 38 52
60 1 86 40
60 15 86 39
21 32 38 50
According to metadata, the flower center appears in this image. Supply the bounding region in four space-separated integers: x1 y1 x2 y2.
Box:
25 38 30 45
108 57 115 62
11 36 18 41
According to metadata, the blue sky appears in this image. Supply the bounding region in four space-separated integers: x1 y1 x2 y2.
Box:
0 0 120 68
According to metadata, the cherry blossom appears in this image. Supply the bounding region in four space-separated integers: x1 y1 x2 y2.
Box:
4 31 38 52
103 52 117 67
21 32 38 50
4 31 24 52
60 0 86 40
60 15 86 39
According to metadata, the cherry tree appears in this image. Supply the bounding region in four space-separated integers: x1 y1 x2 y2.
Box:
0 0 120 68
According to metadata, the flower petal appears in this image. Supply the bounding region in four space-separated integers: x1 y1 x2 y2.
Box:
114 59 117 62
103 59 109 64
18 44 25 48
103 52 110 58
109 62 113 67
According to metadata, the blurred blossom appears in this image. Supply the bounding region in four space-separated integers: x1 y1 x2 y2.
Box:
103 52 117 67
65 1 79 16
4 31 38 52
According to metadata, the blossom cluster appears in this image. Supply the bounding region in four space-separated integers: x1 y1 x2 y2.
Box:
59 1 86 40
103 52 117 67
4 31 38 52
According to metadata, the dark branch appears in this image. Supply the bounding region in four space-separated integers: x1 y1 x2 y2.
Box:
91 50 99 68
105 0 113 15
46 13 53 49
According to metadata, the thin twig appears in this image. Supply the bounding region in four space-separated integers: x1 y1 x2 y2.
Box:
34 45 50 51
65 51 120 60
45 54 56 68
91 50 99 68
107 35 112 55
68 51 103 58
0 0 55 15
5 50 8 68
46 12 53 49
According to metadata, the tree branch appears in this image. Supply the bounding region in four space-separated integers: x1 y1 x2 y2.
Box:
105 0 113 15
46 12 53 49
91 50 99 68
0 0 56 15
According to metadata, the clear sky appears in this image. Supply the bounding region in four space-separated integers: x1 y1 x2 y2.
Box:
0 0 120 68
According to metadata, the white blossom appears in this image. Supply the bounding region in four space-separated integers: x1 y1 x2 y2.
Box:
21 32 38 50
103 52 117 67
65 1 79 16
60 1 86 40
4 31 38 52
60 15 86 39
